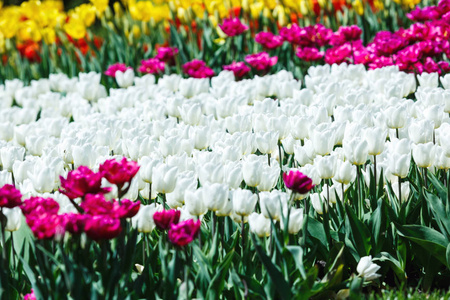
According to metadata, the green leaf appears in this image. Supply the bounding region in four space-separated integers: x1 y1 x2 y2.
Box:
424 191 450 240
251 234 292 300
345 205 371 258
206 250 234 299
286 246 307 280
395 224 449 266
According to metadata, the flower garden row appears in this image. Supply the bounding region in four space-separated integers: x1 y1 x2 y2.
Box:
1 60 450 297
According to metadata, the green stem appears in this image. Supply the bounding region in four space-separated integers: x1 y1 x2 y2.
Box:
184 248 190 300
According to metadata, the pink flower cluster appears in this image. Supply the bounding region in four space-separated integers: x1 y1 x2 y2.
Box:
219 17 248 37
183 59 215 78
104 63 133 78
255 32 284 49
18 158 140 241
153 209 201 247
245 52 278 71
138 47 179 75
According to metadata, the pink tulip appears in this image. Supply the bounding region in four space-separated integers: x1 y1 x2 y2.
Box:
245 52 277 71
99 157 140 190
153 209 181 230
0 184 22 208
223 61 251 78
59 166 111 200
104 63 132 77
138 58 165 74
219 17 248 37
168 219 201 247
255 32 284 49
183 59 215 78
283 170 314 194
84 215 122 241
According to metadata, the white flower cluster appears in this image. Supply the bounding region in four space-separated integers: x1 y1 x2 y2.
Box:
1 63 450 236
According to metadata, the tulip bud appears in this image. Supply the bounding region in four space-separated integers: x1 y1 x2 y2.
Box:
152 164 178 194
248 213 271 237
185 188 207 216
412 142 435 168
280 208 304 234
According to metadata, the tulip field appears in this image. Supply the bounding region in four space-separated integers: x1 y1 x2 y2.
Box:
2 0 450 299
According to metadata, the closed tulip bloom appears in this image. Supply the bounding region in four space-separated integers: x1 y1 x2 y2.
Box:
202 183 229 212
242 155 263 187
152 164 178 194
3 207 22 232
333 160 356 184
390 181 411 203
434 146 450 170
131 203 162 233
314 155 338 179
364 127 387 156
168 219 201 247
310 128 335 156
198 162 224 185
412 142 436 168
248 213 271 237
281 208 304 234
28 167 56 194
232 189 257 217
259 190 288 221
385 105 407 129
255 131 279 154
408 119 434 144
257 166 280 192
283 170 315 194
310 193 326 214
166 172 198 208
223 162 243 189
138 156 163 183
293 140 315 166
0 146 25 172
115 69 135 88
388 152 411 178
216 199 233 217
357 256 381 281
423 105 444 129
185 188 207 216
344 138 369 166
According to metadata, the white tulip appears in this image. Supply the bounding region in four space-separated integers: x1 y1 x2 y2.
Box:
202 183 229 212
357 256 381 281
344 138 369 166
115 69 135 88
131 204 162 233
248 213 271 237
232 189 258 217
185 188 207 216
364 127 387 156
152 164 178 194
0 146 25 172
412 142 435 168
3 207 22 232
259 190 288 221
280 208 303 234
314 155 337 180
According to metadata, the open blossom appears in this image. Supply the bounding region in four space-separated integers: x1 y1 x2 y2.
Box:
283 170 315 194
223 61 250 78
245 52 277 71
104 63 132 77
155 47 179 62
138 58 165 74
153 209 181 230
84 215 122 241
81 194 114 216
219 17 248 37
24 290 36 300
296 47 324 61
59 166 111 200
407 5 440 22
357 255 381 281
330 25 362 46
114 199 141 219
168 219 201 246
0 184 22 208
26 213 67 240
183 59 215 78
99 157 140 189
255 32 284 49
280 23 302 44
21 197 60 217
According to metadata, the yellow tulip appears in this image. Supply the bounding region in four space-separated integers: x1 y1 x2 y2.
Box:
41 27 56 44
17 20 42 42
114 2 124 18
73 4 97 27
250 2 263 18
0 32 5 53
64 17 86 39
352 0 364 15
90 0 109 15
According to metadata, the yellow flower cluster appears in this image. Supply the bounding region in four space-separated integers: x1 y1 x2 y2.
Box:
392 0 421 9
0 0 107 49
0 0 65 46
